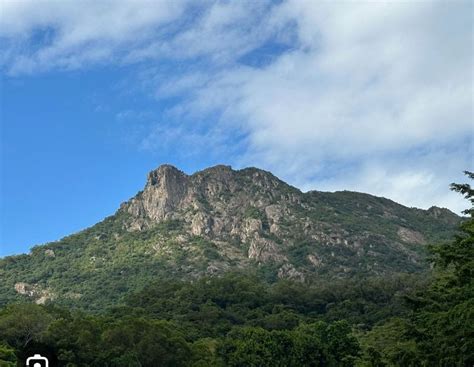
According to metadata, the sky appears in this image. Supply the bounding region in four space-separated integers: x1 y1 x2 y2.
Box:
0 0 473 256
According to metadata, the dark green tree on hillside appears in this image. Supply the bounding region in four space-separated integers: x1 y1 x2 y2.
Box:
218 321 360 367
0 344 16 366
358 171 474 366
0 304 53 349
412 170 474 365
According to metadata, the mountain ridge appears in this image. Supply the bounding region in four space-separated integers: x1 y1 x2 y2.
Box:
0 164 461 310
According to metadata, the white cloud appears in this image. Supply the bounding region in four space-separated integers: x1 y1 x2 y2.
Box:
0 0 278 73
0 0 190 73
308 146 473 214
173 1 472 212
1 0 472 212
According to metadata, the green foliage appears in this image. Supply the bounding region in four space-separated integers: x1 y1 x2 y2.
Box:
287 241 315 266
0 344 16 366
0 218 190 311
244 206 270 231
0 297 361 366
124 272 421 339
305 190 459 244
357 318 421 366
191 236 222 261
0 258 470 366
0 272 426 365
0 173 461 311
0 304 53 349
100 318 192 366
402 172 474 366
0 170 469 365
451 171 474 216
357 171 474 366
218 321 360 367
244 206 264 220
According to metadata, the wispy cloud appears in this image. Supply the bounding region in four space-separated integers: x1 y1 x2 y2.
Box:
164 1 473 212
0 0 191 73
2 0 472 212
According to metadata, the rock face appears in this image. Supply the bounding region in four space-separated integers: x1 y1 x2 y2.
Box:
1 164 461 308
126 165 189 221
44 249 55 257
397 227 425 244
119 165 301 267
14 282 54 304
116 164 460 278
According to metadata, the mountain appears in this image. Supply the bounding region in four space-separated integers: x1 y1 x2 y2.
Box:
0 164 460 310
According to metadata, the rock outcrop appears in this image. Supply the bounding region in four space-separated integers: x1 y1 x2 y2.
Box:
114 164 460 279
14 282 55 304
3 164 461 307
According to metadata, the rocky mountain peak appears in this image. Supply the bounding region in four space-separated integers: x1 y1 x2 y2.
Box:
191 165 235 186
195 164 233 175
146 164 188 186
427 206 461 225
125 165 190 226
113 164 463 276
120 165 302 255
2 164 462 309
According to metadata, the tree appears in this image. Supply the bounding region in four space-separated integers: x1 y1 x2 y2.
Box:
219 321 360 367
42 314 103 366
431 171 474 285
0 304 53 349
356 318 420 366
293 321 360 367
406 171 474 365
0 344 16 366
100 318 192 367
218 327 281 367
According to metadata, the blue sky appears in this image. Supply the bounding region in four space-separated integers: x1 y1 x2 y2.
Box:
1 0 472 256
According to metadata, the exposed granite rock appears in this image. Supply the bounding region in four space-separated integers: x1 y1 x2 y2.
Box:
14 282 55 304
427 206 461 225
397 227 425 244
248 238 286 263
15 282 34 296
307 254 322 267
114 164 460 280
126 165 189 222
44 249 55 257
191 212 212 236
278 264 305 282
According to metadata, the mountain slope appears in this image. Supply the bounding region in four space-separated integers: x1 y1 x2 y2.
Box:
0 164 460 310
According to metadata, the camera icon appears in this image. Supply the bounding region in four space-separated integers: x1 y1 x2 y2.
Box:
26 354 49 367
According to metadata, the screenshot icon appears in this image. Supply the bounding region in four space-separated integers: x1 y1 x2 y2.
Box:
26 354 49 367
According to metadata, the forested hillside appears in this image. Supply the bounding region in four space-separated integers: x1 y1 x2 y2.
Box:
0 168 471 366
0 165 460 311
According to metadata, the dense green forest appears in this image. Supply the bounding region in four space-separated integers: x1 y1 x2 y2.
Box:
0 273 427 366
0 172 472 366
